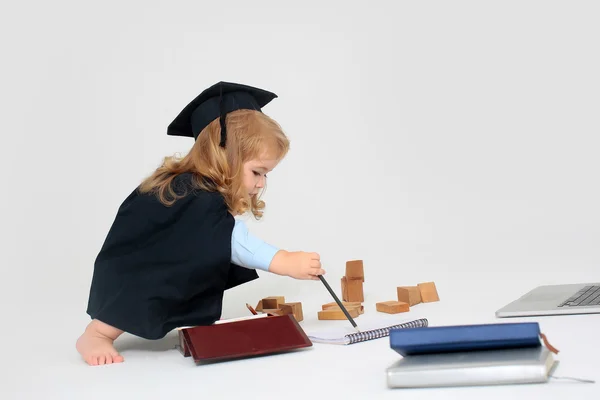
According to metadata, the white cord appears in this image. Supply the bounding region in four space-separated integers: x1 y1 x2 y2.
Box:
551 375 596 384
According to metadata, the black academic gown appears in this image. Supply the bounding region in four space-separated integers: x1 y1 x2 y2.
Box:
86 172 258 340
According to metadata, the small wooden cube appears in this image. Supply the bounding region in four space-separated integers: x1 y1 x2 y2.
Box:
417 282 440 302
345 278 364 302
280 302 303 322
318 307 360 320
376 301 410 314
341 276 349 301
345 260 364 282
262 296 285 309
397 286 422 306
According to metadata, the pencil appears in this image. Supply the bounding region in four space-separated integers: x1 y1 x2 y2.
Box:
318 275 360 332
246 303 258 315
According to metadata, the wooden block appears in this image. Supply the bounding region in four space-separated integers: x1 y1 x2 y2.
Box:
318 307 360 320
322 303 364 315
346 278 364 302
397 286 422 306
262 296 285 309
322 301 363 309
280 302 303 322
376 301 410 314
417 282 440 302
341 276 348 301
255 300 263 311
343 305 363 315
345 260 364 282
276 306 293 316
322 301 363 312
262 308 281 315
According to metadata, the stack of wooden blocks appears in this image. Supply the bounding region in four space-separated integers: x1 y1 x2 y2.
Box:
318 260 365 320
375 281 440 314
318 301 364 320
341 259 364 302
255 296 304 322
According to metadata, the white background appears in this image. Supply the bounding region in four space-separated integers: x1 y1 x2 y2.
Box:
1 0 599 398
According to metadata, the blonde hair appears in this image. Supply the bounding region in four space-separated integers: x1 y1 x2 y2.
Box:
138 109 289 218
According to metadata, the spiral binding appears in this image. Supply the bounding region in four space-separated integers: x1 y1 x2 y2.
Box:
344 318 429 344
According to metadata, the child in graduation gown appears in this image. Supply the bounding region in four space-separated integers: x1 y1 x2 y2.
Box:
76 82 325 366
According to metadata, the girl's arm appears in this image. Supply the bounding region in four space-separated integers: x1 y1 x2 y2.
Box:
231 218 280 271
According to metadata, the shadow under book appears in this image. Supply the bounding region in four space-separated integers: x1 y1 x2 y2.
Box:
177 313 312 363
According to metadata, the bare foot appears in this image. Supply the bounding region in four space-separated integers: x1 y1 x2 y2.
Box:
76 319 124 366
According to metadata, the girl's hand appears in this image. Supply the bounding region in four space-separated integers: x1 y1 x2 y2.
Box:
269 251 325 280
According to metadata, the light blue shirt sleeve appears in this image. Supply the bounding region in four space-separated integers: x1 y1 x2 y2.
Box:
231 218 280 271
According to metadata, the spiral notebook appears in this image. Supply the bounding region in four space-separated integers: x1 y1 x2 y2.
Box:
307 318 429 345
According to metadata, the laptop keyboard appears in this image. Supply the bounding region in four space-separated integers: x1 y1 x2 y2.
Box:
558 285 600 307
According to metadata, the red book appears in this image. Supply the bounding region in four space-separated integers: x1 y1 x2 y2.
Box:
178 313 313 362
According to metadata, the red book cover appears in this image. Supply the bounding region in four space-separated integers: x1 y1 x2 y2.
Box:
179 314 313 362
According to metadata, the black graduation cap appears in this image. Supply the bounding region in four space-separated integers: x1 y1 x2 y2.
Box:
167 81 278 145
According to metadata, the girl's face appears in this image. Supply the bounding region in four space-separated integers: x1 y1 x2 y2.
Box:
242 156 279 197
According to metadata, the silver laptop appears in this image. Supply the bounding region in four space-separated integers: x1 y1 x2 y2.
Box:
495 282 600 317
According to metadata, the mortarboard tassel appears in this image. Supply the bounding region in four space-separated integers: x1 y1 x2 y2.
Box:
219 85 227 147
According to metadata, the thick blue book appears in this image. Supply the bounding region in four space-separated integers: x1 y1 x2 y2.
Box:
389 322 543 356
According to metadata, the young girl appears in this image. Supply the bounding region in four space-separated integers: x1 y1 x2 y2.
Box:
76 82 324 366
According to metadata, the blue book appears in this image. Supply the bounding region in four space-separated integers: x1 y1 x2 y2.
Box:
389 322 543 356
